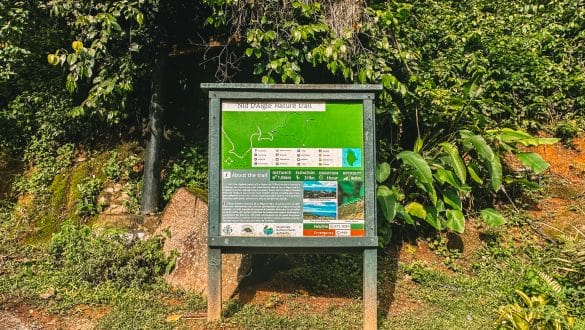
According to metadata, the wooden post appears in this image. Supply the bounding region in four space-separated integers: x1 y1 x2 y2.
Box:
207 247 222 321
363 248 377 330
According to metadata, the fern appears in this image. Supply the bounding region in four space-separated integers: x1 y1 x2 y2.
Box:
538 271 563 295
555 227 585 285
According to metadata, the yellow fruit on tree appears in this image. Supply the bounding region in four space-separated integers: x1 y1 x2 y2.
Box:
72 40 84 52
47 54 58 66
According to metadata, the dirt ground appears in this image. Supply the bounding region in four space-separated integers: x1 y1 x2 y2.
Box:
1 137 584 329
527 137 585 237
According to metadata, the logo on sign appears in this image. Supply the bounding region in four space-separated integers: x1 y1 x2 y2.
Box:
263 225 274 235
241 225 254 235
222 225 233 235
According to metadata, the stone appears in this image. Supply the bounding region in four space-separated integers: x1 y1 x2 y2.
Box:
155 188 250 300
95 214 144 230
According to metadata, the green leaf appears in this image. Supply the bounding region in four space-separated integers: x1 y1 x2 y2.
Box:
423 183 438 206
405 202 426 219
381 74 398 90
439 142 466 183
464 134 501 191
443 189 462 210
413 137 424 153
396 205 415 225
424 205 444 230
515 152 550 174
376 162 391 183
488 155 503 191
497 128 559 146
480 208 506 226
135 12 144 26
69 106 85 117
446 209 465 233
245 48 254 57
467 134 494 162
265 30 276 40
396 151 433 184
467 164 484 184
435 168 461 190
377 185 397 222
67 53 77 65
463 71 483 99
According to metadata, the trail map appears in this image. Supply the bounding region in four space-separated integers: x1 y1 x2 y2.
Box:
220 100 365 237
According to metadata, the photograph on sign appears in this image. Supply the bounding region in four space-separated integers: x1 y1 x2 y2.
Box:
220 100 364 237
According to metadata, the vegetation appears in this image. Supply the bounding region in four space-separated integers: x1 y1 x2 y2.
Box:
0 0 584 328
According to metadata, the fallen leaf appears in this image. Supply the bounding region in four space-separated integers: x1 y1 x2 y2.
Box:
165 314 182 323
39 287 55 299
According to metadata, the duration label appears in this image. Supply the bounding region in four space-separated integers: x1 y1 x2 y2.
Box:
221 101 365 237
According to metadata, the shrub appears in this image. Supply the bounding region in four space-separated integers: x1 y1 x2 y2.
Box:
162 146 208 201
497 290 575 330
48 222 176 287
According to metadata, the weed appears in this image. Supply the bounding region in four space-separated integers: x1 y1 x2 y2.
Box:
426 235 462 271
13 143 74 196
48 221 175 287
75 177 104 217
96 293 172 330
276 254 362 296
103 150 141 182
162 146 207 201
497 290 575 329
555 116 585 144
219 302 363 329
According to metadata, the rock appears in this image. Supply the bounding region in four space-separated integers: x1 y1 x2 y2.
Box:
155 188 250 300
39 287 55 300
95 214 144 230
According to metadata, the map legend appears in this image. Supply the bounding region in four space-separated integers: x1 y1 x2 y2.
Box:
252 148 353 168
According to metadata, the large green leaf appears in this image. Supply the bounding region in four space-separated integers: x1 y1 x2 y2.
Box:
439 142 466 183
377 185 397 222
405 202 427 219
488 155 503 191
515 152 550 174
396 151 437 204
376 162 391 183
480 208 506 226
396 205 415 225
467 134 495 162
446 209 465 233
443 189 462 210
424 205 444 231
396 151 433 184
467 163 484 184
464 134 501 191
435 167 462 190
422 182 438 206
497 128 559 146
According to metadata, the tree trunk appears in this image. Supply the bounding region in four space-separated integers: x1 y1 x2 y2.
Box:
141 54 166 214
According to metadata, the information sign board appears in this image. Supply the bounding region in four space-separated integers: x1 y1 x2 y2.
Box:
220 100 365 238
202 84 381 329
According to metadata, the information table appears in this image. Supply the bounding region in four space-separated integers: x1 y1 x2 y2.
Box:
203 84 381 329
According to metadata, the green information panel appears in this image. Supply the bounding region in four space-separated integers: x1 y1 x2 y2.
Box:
220 100 365 237
204 84 380 328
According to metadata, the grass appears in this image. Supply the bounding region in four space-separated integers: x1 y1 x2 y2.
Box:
215 300 364 329
1 218 581 329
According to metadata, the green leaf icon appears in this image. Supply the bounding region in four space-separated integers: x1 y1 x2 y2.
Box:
346 149 357 166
